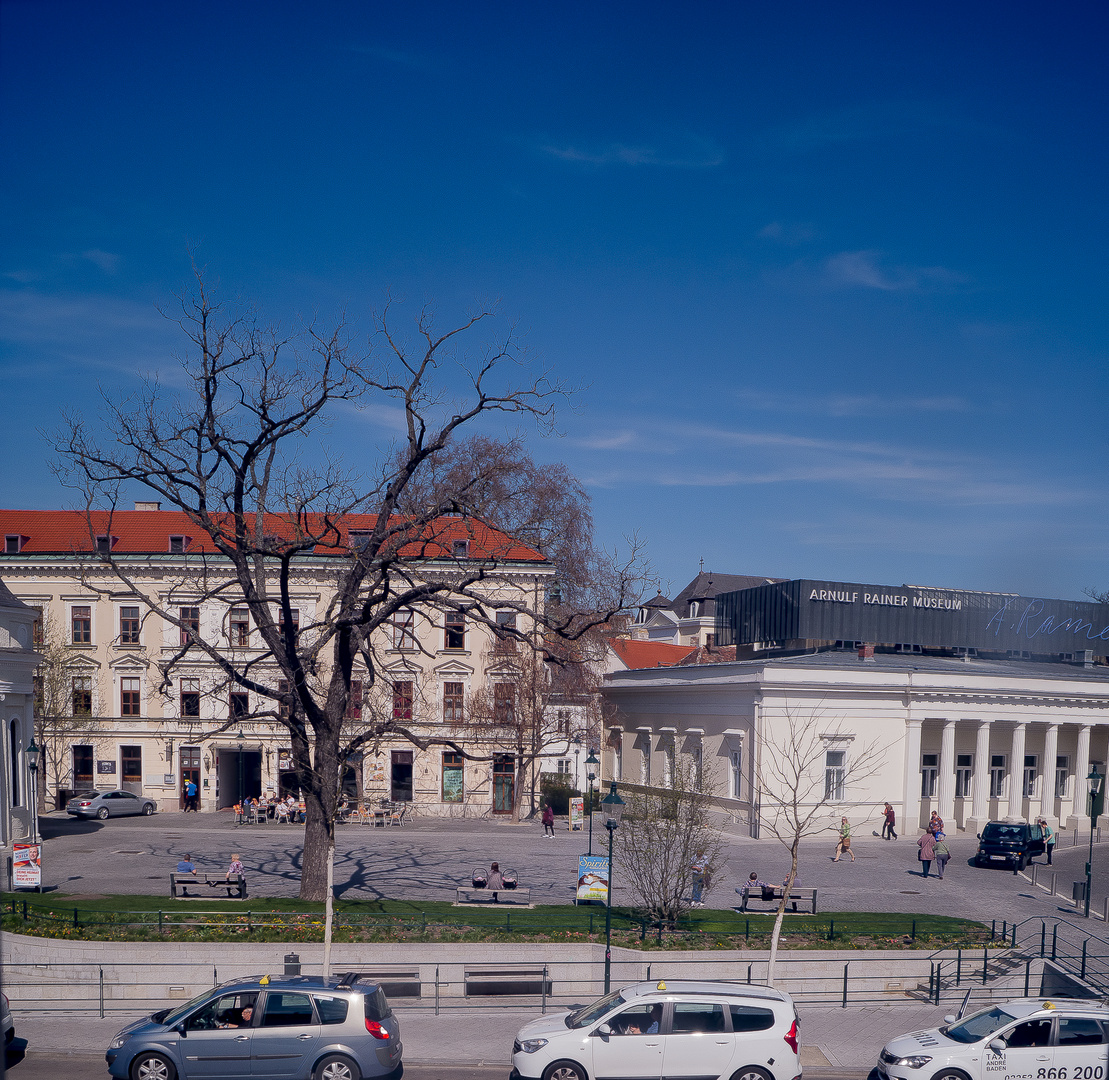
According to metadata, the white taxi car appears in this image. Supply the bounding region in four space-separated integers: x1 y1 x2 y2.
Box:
875 999 1109 1080
511 980 801 1080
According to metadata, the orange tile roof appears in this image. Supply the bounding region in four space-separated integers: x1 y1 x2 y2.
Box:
0 509 547 563
611 638 696 669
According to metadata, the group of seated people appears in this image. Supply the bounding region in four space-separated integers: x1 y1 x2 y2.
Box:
236 794 305 822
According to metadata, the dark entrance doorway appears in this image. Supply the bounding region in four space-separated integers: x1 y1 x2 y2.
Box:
217 748 262 809
390 750 413 802
493 754 515 814
180 746 201 810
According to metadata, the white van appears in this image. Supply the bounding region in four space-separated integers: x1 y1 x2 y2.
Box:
510 980 801 1080
876 999 1109 1080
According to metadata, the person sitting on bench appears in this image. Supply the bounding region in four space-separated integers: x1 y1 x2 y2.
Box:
176 853 197 896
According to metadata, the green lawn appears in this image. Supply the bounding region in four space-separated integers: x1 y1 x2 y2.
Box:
2 891 992 948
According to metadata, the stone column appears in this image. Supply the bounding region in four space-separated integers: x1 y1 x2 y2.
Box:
1040 723 1059 827
1007 722 1027 820
1067 725 1092 832
967 720 992 835
937 720 957 829
903 718 923 834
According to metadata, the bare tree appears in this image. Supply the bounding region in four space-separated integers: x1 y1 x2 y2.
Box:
53 271 645 914
614 758 725 926
755 705 887 985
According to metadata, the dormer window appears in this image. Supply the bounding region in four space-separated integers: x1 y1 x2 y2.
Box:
96 535 114 554
452 539 470 559
688 600 701 618
169 535 187 554
349 530 371 550
5 535 21 553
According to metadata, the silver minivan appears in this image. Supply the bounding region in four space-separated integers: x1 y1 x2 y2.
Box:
511 980 801 1080
106 974 402 1080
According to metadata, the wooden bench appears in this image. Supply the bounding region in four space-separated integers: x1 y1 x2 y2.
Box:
170 873 247 899
464 967 551 996
455 885 532 905
735 886 817 913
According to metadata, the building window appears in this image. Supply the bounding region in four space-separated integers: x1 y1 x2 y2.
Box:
990 754 1007 799
442 751 464 802
662 739 675 788
73 744 94 787
349 529 371 549
72 675 93 716
556 758 572 776
920 753 938 799
230 691 249 719
1056 755 1070 799
180 606 200 645
121 745 142 785
495 610 517 651
444 611 465 650
443 682 464 724
691 745 703 790
96 535 112 554
72 605 92 645
688 600 700 618
120 677 141 716
5 535 21 553
169 535 186 553
393 681 413 722
826 750 846 801
229 606 250 647
493 682 515 725
730 749 742 799
278 680 292 722
955 754 973 799
180 678 200 717
1023 755 1038 799
32 609 43 647
279 608 299 638
119 606 141 645
345 679 363 719
452 539 469 559
32 675 44 714
613 740 623 782
392 610 416 650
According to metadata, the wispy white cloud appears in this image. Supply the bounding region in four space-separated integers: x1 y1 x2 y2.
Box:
80 249 120 274
538 132 723 169
824 249 965 292
578 430 639 450
736 389 971 417
345 43 435 74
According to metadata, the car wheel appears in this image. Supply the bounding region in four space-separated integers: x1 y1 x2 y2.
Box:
1017 855 1026 871
543 1061 588 1080
731 1068 773 1080
314 1054 361 1080
141 803 155 815
96 807 109 820
131 1051 177 1080
930 1069 972 1080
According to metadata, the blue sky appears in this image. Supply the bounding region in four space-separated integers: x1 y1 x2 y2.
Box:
2 0 1107 600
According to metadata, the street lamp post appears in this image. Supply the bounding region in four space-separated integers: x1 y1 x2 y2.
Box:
1085 766 1103 918
237 727 246 824
24 737 40 843
601 781 625 993
585 750 599 856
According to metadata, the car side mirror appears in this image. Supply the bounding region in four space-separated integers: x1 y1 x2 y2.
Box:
595 1023 612 1037
176 1024 187 1038
988 1039 1005 1055
943 1015 956 1025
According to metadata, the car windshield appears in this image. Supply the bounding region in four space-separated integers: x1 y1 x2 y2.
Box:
943 1006 1019 1043
161 989 219 1028
983 826 1023 840
567 991 627 1029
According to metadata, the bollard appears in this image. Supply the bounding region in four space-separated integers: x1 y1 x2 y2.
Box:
1040 921 1046 957
828 918 834 942
1011 922 1017 947
74 908 79 928
647 964 652 982
745 919 749 942
956 948 962 986
1051 872 1057 897
982 947 988 984
842 963 849 1008
1031 863 1038 886
159 910 163 933
935 961 943 1005
1082 940 1088 981
542 965 548 1014
912 919 917 942
213 967 218 987
1051 924 1058 963
435 965 440 1016
1025 959 1031 997
1103 896 1109 923
992 920 996 939
99 966 105 1018
747 964 752 984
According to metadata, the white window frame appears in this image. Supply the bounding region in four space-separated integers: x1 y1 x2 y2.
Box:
990 754 1007 799
730 749 742 800
955 754 973 799
612 740 623 782
1056 755 1070 800
920 753 938 799
1023 754 1038 799
826 749 846 801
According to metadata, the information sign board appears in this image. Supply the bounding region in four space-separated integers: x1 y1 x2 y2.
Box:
576 854 609 904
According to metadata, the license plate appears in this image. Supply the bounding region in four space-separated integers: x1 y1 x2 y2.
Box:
989 855 1005 860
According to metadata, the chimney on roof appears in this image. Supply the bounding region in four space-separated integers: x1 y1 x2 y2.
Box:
858 643 875 662
134 501 161 511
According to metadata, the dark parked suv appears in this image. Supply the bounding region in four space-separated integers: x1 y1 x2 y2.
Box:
106 973 402 1080
973 821 1045 870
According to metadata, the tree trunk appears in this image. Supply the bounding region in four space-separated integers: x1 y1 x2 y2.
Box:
322 836 335 979
298 729 339 901
766 844 800 987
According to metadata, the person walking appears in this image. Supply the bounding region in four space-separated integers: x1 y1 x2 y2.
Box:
883 802 897 840
833 816 855 861
184 778 198 812
918 830 937 877
929 810 944 835
1040 818 1056 864
542 803 555 837
933 831 951 879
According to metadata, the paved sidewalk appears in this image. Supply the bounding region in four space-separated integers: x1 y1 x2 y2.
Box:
12 998 951 1069
32 808 1109 930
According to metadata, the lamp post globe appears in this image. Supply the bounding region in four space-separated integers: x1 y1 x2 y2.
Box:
1085 766 1103 918
601 781 625 993
585 750 599 856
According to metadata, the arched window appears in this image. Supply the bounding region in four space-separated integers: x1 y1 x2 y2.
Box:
9 719 20 806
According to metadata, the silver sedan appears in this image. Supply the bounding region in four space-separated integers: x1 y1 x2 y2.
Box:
65 789 157 819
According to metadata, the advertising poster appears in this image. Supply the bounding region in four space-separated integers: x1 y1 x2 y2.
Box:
13 842 41 890
569 797 584 831
576 854 609 904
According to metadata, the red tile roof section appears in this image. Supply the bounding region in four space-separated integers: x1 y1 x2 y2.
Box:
0 510 546 563
611 638 696 669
